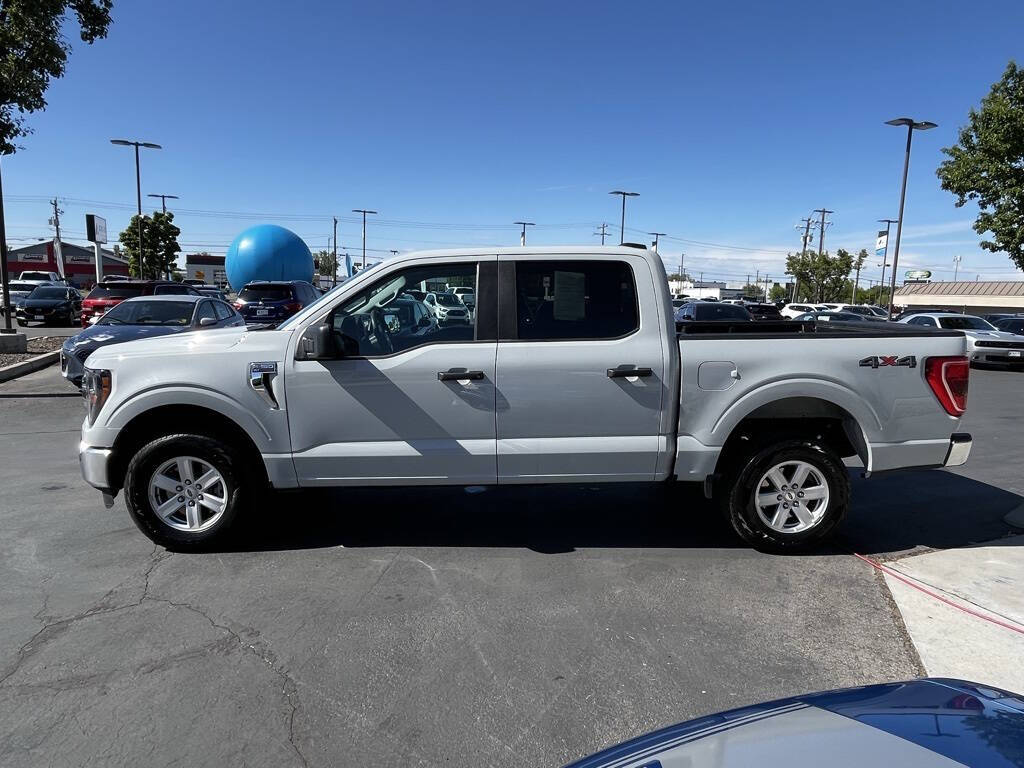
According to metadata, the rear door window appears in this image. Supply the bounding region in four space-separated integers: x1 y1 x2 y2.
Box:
213 301 234 320
512 260 638 340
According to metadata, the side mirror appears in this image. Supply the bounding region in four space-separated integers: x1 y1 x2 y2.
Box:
199 316 217 327
297 323 335 360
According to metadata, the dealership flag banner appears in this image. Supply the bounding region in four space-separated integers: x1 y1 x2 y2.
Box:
875 230 888 258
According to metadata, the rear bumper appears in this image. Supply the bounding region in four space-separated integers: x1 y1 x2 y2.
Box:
943 432 972 467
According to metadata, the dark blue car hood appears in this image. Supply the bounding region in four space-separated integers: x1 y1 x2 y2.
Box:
68 322 192 347
21 298 71 308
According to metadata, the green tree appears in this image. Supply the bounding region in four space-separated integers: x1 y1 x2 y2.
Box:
740 283 763 297
1 1 113 154
937 60 1024 270
314 249 337 279
786 248 855 302
769 283 788 301
119 211 181 279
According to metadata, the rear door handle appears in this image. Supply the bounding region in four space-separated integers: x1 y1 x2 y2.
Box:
607 366 654 378
438 370 485 381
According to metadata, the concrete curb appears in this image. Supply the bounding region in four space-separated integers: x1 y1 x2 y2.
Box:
0 350 60 383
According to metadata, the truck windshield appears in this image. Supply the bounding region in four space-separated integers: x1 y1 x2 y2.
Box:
938 316 996 331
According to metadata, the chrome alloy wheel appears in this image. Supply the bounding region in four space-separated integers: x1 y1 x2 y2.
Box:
754 460 830 534
147 456 228 532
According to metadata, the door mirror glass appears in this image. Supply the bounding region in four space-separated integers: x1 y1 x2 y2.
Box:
297 323 335 360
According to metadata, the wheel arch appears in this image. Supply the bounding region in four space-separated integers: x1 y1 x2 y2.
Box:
108 404 269 494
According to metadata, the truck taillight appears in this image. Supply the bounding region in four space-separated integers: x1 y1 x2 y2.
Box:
925 356 969 416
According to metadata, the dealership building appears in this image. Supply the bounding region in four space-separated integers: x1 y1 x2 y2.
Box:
895 280 1024 314
5 240 129 288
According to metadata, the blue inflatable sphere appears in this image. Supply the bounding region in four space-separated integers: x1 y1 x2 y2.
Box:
224 225 313 291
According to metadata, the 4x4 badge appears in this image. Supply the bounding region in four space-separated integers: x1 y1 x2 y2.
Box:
859 355 916 369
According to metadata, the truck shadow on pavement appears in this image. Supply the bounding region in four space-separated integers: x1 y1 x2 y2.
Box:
226 469 1022 556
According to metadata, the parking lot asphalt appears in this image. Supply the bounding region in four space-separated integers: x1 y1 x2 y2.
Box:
3 323 81 339
1 365 1020 767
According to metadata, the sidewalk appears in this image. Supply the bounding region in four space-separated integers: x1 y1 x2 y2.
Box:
882 535 1024 692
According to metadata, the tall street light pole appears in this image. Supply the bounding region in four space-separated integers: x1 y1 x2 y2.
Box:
953 254 962 282
352 209 377 269
648 232 666 253
514 221 534 246
0 156 11 333
111 139 161 278
147 193 178 214
884 117 937 319
876 218 897 306
608 190 638 244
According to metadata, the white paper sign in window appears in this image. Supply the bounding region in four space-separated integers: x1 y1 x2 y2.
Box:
553 270 585 321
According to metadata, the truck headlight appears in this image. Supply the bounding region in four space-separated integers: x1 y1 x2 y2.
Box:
82 368 112 425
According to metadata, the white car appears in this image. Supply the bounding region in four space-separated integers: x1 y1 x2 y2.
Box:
18 270 63 284
900 312 1024 367
781 302 821 319
423 291 471 325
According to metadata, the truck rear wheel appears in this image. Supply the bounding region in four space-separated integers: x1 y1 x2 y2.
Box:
720 440 849 552
123 433 246 550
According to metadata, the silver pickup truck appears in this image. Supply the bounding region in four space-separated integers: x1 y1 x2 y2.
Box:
78 246 972 551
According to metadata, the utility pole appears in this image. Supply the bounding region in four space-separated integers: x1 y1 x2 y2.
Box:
608 190 638 244
792 217 814 302
680 253 685 281
952 254 962 282
648 232 666 253
514 221 534 246
147 193 179 214
111 139 161 278
352 209 377 269
850 256 863 303
593 222 610 244
812 209 833 302
764 274 770 303
332 217 338 287
50 198 66 281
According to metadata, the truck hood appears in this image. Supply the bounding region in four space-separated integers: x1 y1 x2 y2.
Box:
84 326 292 369
964 329 1020 340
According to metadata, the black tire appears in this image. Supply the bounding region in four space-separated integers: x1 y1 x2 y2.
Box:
719 439 850 552
123 433 249 550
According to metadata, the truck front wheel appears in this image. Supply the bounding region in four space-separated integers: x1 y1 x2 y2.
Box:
123 434 246 550
720 440 850 552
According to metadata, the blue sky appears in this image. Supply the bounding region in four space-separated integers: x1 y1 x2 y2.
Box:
5 0 1024 285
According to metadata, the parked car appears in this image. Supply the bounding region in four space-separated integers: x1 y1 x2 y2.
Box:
182 278 206 286
900 312 1024 367
76 246 973 550
192 284 228 300
449 286 476 309
15 285 83 326
18 270 62 284
984 312 1023 324
81 280 200 327
993 317 1024 335
2 280 51 310
564 678 1024 768
423 291 471 325
233 280 319 325
794 310 871 323
781 302 820 319
675 301 753 323
61 295 244 386
745 302 784 321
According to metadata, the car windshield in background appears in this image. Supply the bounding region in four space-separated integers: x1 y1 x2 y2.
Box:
435 293 461 306
694 303 752 320
239 285 292 302
88 284 145 299
938 316 996 330
28 287 68 299
99 300 194 326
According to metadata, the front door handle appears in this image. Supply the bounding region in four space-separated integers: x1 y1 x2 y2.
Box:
438 369 485 382
607 366 654 378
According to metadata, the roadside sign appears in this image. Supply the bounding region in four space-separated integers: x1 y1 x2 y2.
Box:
875 230 887 258
86 214 107 244
905 269 931 280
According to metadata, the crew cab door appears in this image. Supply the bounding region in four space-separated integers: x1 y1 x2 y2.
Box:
494 253 668 482
284 256 498 486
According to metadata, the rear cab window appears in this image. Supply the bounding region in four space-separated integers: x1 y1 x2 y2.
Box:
512 260 638 340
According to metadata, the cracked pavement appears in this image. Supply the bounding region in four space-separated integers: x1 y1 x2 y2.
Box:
1 366 1020 767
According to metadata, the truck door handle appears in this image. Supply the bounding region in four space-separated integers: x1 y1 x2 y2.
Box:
607 366 654 378
438 369 485 381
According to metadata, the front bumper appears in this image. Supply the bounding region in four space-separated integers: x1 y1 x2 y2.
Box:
80 441 113 492
943 432 972 467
